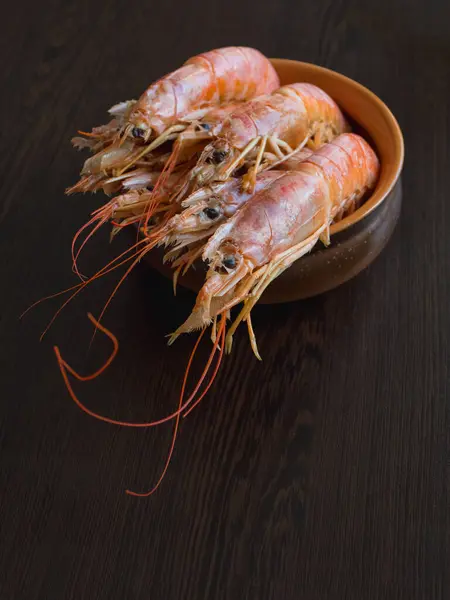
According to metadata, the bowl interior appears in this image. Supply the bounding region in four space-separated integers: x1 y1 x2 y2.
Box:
270 59 404 233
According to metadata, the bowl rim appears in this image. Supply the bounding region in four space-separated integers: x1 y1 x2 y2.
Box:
270 58 405 235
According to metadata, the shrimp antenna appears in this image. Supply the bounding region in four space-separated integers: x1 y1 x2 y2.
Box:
21 237 148 338
141 140 182 234
71 211 111 280
126 315 226 497
54 319 208 428
87 218 178 348
182 317 226 418
55 317 219 497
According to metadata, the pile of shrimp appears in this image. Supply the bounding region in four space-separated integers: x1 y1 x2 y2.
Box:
38 47 380 496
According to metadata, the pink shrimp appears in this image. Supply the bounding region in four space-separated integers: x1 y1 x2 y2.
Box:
160 148 314 262
171 133 380 357
107 47 280 182
188 83 350 193
125 46 280 144
68 103 244 196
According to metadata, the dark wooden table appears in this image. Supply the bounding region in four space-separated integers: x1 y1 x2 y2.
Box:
1 1 449 598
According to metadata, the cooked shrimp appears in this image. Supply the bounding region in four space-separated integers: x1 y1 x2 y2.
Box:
161 148 314 258
108 47 279 180
114 102 243 188
171 134 379 355
124 47 280 144
189 83 349 193
68 103 243 196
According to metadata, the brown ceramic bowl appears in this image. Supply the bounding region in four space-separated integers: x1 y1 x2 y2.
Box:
143 59 404 303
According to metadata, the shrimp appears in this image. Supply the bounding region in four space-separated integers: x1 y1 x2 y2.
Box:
188 83 350 194
94 47 279 180
160 171 283 260
161 148 315 259
171 134 380 355
124 47 280 145
68 103 243 196
113 102 244 192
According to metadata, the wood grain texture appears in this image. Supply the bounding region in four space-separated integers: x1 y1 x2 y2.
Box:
0 1 449 598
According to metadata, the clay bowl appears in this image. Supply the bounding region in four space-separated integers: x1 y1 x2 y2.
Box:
143 59 404 303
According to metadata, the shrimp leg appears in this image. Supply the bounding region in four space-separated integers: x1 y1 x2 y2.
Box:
277 139 294 154
217 137 261 180
268 136 285 159
241 135 268 192
245 313 261 361
223 263 274 353
242 134 310 192
170 245 204 294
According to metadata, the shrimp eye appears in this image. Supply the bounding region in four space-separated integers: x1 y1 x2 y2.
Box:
207 149 227 164
147 184 154 191
222 255 236 270
200 123 211 131
132 127 145 139
203 207 220 220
